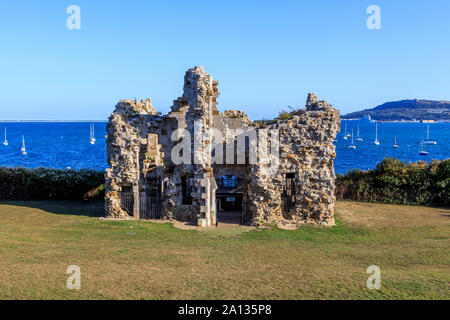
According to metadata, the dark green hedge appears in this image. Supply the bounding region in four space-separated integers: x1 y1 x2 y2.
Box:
336 158 450 206
2 160 449 205
0 167 105 201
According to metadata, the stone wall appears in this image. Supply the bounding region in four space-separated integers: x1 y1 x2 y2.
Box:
105 67 340 227
105 99 159 218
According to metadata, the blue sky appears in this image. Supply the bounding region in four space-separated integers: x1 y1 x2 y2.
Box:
1 0 449 120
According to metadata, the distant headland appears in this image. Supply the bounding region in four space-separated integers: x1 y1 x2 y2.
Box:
342 99 450 122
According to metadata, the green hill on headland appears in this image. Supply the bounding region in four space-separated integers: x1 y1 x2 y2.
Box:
343 99 450 121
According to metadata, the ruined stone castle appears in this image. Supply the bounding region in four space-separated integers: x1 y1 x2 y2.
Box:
105 67 340 227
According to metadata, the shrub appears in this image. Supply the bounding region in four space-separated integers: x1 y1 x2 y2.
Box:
336 158 450 207
0 167 105 201
432 160 450 206
278 110 293 120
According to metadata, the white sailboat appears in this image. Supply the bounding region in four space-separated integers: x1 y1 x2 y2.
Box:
423 125 437 145
21 136 27 155
3 128 7 146
355 125 363 141
348 129 356 149
393 136 398 148
374 123 380 145
419 139 428 156
90 123 96 144
343 122 348 140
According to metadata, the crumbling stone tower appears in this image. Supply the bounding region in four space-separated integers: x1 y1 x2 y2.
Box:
177 67 219 226
105 66 340 227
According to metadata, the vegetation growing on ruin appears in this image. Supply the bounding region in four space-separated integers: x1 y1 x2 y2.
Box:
336 158 450 206
278 110 293 120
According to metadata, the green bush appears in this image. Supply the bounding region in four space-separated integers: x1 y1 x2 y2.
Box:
0 167 105 201
432 160 450 206
336 158 450 207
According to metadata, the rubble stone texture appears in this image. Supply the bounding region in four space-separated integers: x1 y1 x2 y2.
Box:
105 67 340 227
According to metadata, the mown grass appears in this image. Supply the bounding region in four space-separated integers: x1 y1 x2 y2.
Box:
0 201 448 300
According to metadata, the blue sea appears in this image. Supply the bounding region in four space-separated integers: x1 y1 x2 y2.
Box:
0 122 449 174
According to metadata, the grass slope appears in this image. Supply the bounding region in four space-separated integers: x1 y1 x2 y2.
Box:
0 201 448 299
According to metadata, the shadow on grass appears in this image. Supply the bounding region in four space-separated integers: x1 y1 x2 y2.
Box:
0 200 105 218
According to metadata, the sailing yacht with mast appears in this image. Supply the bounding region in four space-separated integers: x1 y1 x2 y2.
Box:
348 129 356 149
21 136 27 155
3 128 7 146
374 123 380 145
355 125 363 141
423 125 437 145
393 136 398 148
90 123 96 145
419 139 428 156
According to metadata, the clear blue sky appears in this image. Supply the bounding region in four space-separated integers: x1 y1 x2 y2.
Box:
1 0 449 120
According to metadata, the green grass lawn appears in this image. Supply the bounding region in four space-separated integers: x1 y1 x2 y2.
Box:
0 201 448 300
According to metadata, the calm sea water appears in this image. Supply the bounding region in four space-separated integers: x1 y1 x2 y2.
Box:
0 122 449 174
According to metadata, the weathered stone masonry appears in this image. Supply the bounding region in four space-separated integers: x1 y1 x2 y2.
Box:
105 67 340 226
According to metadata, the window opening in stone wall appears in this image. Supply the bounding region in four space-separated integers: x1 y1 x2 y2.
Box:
181 175 193 205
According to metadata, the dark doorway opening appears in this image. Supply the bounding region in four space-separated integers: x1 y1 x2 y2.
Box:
120 185 134 217
216 175 244 225
282 173 296 216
